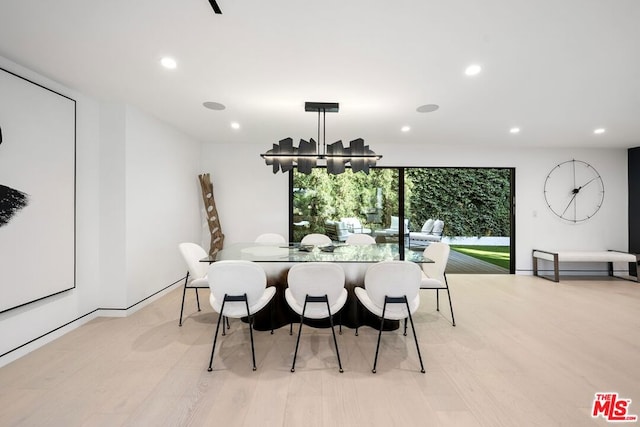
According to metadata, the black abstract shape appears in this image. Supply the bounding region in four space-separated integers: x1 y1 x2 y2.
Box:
348 138 378 174
1 125 30 227
0 185 29 227
296 138 317 174
263 137 298 173
326 140 349 175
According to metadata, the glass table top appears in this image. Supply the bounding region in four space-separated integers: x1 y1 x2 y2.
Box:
203 242 431 263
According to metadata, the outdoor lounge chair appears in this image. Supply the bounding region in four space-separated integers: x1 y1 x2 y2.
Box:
340 217 372 234
325 221 351 242
409 219 445 247
373 215 409 238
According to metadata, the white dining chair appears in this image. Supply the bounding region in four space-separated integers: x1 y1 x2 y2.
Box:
177 242 209 326
355 261 425 373
345 233 376 245
207 260 276 372
421 242 455 326
255 233 287 244
300 233 332 246
285 262 347 373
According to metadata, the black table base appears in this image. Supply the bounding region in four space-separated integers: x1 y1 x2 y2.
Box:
247 270 399 332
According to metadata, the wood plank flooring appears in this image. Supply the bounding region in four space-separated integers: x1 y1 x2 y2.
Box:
1 275 639 426
446 250 509 274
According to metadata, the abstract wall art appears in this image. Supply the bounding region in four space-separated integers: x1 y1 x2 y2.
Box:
0 67 76 313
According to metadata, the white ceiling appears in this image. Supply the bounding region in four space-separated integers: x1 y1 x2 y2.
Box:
1 0 639 149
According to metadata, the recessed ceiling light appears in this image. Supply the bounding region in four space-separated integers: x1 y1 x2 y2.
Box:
160 57 177 69
231 122 240 130
465 64 482 76
401 126 411 132
416 104 439 113
203 101 226 110
594 128 606 134
510 127 520 134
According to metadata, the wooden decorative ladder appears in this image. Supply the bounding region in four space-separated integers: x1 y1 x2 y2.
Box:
198 173 224 258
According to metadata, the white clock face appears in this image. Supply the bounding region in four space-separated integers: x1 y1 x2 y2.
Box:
544 159 605 223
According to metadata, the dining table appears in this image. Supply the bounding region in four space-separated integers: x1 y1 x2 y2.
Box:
201 242 432 332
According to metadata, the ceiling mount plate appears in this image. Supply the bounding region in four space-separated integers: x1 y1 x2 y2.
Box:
305 102 339 113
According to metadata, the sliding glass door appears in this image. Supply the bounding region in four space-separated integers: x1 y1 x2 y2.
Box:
405 167 514 273
290 166 515 273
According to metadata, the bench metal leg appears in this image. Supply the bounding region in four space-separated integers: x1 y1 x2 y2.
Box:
608 261 640 282
532 250 560 282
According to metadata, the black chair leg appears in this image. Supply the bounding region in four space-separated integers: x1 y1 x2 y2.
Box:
244 295 257 371
270 300 274 334
210 294 258 372
179 273 189 327
291 300 308 373
444 275 455 326
372 296 425 374
372 300 388 374
220 314 230 336
195 288 201 312
207 298 227 372
404 297 425 373
446 286 456 326
436 289 440 311
325 298 343 373
404 318 408 336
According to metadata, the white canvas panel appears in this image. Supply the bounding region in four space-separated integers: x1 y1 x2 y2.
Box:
0 68 75 313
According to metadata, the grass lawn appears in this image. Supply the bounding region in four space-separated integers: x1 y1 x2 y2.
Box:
449 245 510 270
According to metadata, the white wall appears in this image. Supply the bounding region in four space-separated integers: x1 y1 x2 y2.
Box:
0 57 203 366
99 102 127 308
201 143 291 244
124 105 203 306
201 141 630 274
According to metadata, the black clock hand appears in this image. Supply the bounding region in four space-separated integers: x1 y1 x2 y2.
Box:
561 192 577 218
574 176 598 193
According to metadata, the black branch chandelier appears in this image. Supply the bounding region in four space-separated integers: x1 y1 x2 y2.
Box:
260 102 382 175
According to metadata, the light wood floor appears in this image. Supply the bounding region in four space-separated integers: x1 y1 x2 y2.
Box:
1 275 639 426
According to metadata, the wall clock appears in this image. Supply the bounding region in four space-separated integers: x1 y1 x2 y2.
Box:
544 159 605 223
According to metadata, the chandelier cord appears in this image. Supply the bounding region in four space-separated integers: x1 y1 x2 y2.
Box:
322 109 326 156
317 110 321 155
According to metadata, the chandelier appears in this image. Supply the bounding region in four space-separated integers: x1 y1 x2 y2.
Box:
260 102 382 175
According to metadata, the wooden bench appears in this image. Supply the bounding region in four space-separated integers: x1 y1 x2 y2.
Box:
532 249 639 282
